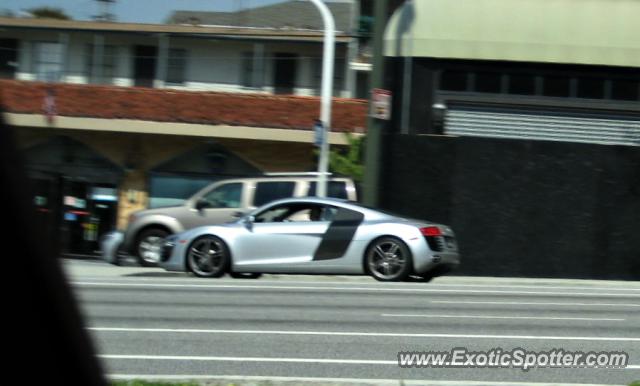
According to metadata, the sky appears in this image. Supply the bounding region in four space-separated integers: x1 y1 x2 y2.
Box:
0 0 288 23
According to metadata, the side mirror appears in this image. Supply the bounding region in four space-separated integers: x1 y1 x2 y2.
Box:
243 215 255 229
195 199 210 211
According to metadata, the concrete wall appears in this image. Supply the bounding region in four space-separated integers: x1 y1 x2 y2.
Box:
380 134 640 280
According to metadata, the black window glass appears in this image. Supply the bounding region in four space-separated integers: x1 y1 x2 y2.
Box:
475 72 502 93
253 181 296 206
508 74 536 95
543 76 571 97
577 77 605 99
202 182 242 208
611 79 639 101
440 70 468 91
149 176 213 208
308 181 347 199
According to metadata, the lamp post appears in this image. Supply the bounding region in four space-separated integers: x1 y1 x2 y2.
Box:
308 0 335 197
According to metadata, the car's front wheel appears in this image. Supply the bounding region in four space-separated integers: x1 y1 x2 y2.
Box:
186 235 230 278
365 237 412 282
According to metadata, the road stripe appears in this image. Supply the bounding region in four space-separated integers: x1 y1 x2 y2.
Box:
88 327 640 342
107 374 631 386
101 355 640 371
73 281 640 298
72 278 640 292
101 354 395 365
430 300 640 307
381 314 625 321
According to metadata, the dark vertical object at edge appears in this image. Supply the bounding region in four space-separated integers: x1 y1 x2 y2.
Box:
0 108 107 385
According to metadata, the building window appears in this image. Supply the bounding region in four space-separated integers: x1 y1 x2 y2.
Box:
312 56 346 95
577 77 605 99
33 42 63 82
166 48 187 85
611 79 639 101
241 52 254 88
508 74 536 95
543 75 571 97
439 70 468 91
474 72 502 93
85 44 116 84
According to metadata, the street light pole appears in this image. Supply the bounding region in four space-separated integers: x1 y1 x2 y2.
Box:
308 0 335 197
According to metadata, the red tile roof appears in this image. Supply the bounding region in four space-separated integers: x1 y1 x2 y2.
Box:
0 80 367 133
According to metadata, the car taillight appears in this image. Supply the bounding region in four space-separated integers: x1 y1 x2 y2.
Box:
420 226 442 237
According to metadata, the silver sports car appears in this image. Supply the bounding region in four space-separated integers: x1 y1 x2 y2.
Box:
159 197 459 281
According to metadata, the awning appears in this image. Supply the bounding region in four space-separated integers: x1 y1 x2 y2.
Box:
384 0 640 68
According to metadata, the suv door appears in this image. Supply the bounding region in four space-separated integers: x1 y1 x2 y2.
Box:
183 182 245 228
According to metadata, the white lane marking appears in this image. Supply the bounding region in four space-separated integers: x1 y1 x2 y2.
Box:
74 277 640 292
107 374 634 386
100 355 640 370
381 314 625 322
102 355 640 373
431 300 640 307
101 354 394 365
73 282 640 298
88 327 640 342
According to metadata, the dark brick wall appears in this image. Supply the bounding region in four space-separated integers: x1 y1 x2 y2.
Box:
381 134 640 280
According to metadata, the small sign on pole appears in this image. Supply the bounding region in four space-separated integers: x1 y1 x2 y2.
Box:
313 119 324 148
371 88 392 120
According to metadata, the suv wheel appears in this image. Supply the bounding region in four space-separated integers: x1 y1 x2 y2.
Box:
136 228 169 267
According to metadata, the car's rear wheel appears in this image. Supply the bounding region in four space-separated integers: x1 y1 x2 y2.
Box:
136 228 169 267
186 235 229 278
365 237 412 282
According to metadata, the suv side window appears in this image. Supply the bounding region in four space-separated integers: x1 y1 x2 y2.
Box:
201 182 242 208
307 181 348 199
253 181 296 207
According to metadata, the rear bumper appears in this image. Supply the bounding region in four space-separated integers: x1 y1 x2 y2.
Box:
413 251 460 276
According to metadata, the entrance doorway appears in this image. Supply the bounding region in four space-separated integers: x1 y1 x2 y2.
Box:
274 53 298 94
133 45 157 87
25 136 123 256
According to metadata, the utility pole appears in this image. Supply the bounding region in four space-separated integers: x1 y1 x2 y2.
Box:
362 0 389 206
308 0 335 198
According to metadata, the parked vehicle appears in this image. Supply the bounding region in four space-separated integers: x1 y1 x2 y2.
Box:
122 174 357 266
99 230 124 265
159 197 460 282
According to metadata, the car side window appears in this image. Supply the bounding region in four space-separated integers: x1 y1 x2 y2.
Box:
201 182 242 208
253 181 296 207
254 203 334 223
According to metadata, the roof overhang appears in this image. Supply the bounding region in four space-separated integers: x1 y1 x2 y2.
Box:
0 17 352 43
384 0 640 68
3 113 360 146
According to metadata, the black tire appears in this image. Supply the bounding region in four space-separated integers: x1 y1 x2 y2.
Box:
365 237 412 282
135 228 169 267
229 272 262 279
186 235 230 278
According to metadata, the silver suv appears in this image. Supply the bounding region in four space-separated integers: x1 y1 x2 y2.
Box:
122 175 357 266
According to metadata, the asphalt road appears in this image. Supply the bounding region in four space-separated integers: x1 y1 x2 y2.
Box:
64 259 640 386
